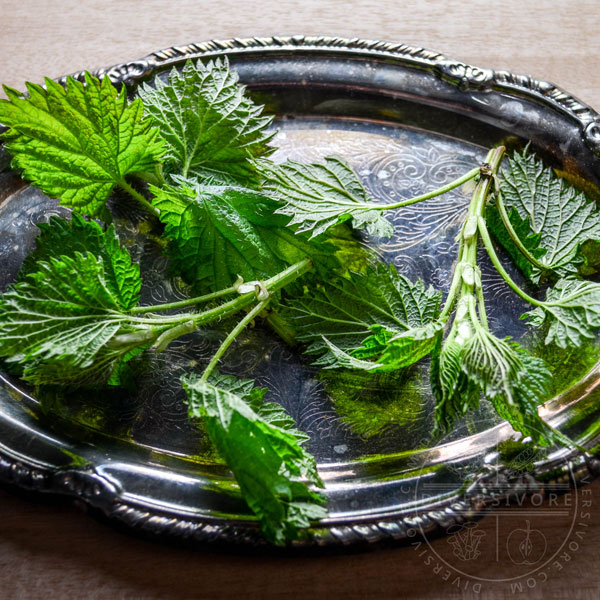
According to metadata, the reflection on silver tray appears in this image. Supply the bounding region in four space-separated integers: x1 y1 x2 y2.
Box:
1 36 600 551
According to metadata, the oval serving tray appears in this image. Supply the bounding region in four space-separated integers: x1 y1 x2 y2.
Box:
2 36 600 551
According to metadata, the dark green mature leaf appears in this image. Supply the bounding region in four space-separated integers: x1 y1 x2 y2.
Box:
0 252 154 385
182 372 325 545
486 203 547 283
498 149 600 280
525 278 600 348
0 73 163 216
139 58 274 184
20 213 141 310
286 263 442 369
259 157 394 238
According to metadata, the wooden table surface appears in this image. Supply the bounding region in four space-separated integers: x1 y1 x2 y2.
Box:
1 1 600 598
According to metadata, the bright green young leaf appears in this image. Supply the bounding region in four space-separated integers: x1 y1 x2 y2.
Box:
498 149 600 280
0 252 156 385
259 157 394 238
139 58 275 184
151 176 353 292
525 278 600 348
430 335 481 436
19 213 141 310
182 372 326 545
430 316 565 446
286 263 442 368
0 73 164 216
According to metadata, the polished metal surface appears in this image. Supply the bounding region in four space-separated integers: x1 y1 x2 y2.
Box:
2 37 600 550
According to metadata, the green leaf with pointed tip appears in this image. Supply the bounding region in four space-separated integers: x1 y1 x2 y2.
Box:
320 319 444 372
430 317 567 446
286 263 442 368
259 157 394 238
139 58 275 184
151 177 286 291
525 278 600 348
19 213 141 310
489 351 572 447
182 372 325 545
430 334 481 437
0 252 154 385
499 149 600 280
151 177 352 292
0 73 164 216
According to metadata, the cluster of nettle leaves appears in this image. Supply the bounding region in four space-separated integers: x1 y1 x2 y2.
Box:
1 59 600 544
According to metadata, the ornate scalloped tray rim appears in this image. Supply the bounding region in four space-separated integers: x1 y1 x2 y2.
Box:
59 35 600 157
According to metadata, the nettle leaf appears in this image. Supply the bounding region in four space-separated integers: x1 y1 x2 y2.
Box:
525 278 600 348
19 213 141 310
0 252 153 385
259 157 394 238
182 372 325 545
431 318 564 446
151 177 285 291
0 73 164 217
430 335 480 436
151 177 351 291
286 263 442 369
498 149 600 281
139 58 275 184
0 215 157 385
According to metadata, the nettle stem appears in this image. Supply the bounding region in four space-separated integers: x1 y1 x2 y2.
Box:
118 179 160 217
377 166 480 211
454 147 506 324
130 258 313 353
199 299 270 383
130 285 239 314
495 192 546 271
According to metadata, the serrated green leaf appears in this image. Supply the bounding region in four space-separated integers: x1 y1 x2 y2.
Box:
182 372 325 545
151 177 288 291
525 278 600 348
20 213 141 310
431 315 566 446
259 157 394 238
488 351 571 447
430 334 481 436
499 149 600 280
286 263 442 369
0 251 155 385
151 177 354 292
0 73 163 216
139 58 274 184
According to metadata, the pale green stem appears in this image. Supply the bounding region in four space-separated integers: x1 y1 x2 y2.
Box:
478 217 543 308
199 299 270 383
118 179 160 216
454 147 506 324
125 258 313 344
495 192 547 271
130 285 238 314
375 167 480 211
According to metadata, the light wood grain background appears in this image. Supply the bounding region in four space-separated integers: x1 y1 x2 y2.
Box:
1 1 600 598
